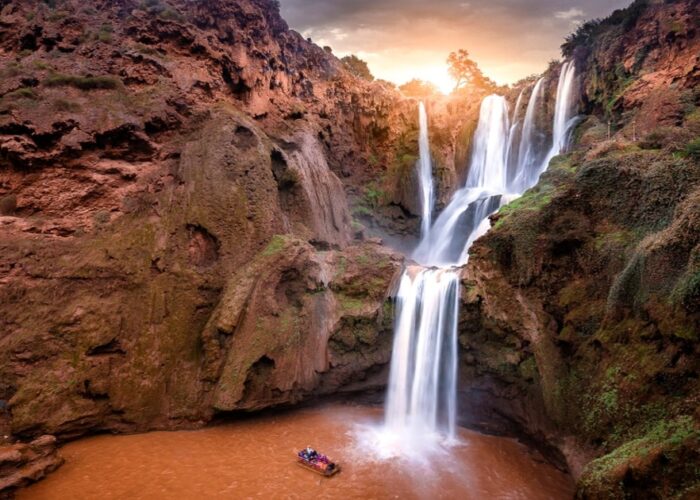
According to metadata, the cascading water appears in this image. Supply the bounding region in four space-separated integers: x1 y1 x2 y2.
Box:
377 62 578 457
543 60 579 168
417 102 434 239
511 77 545 192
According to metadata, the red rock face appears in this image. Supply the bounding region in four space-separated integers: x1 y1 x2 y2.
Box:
1 0 697 497
0 0 415 444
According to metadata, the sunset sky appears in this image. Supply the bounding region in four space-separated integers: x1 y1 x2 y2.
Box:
280 0 630 91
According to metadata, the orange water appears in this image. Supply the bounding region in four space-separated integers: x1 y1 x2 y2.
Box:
21 405 574 499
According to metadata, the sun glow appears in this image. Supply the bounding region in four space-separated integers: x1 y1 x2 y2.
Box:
397 65 454 95
423 66 455 95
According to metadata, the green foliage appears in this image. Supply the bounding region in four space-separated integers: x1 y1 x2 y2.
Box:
582 415 697 486
561 0 649 57
338 295 365 312
562 20 602 57
494 183 554 228
159 8 184 22
682 138 700 160
138 0 184 20
32 60 51 71
47 10 68 22
52 99 81 112
4 87 38 100
44 74 121 90
261 235 287 257
362 183 385 209
341 55 374 81
97 23 113 43
670 270 700 310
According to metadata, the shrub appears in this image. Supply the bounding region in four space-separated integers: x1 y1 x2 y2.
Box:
4 88 38 100
159 8 184 22
52 99 81 112
97 24 113 43
44 74 121 90
341 55 374 81
32 60 51 70
683 138 700 160
638 127 691 151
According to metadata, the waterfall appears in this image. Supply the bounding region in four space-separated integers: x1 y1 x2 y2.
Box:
417 102 434 239
543 60 579 168
384 267 459 439
505 88 525 179
379 62 577 456
511 77 545 192
413 96 510 267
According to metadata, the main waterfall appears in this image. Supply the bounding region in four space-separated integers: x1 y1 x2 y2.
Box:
380 63 579 455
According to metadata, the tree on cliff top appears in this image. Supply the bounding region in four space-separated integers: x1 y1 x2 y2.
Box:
447 49 494 91
341 55 374 81
399 79 438 98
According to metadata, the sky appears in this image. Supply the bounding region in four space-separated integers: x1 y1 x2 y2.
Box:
280 0 631 92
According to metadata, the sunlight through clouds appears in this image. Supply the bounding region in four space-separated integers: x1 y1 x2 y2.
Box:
280 0 630 85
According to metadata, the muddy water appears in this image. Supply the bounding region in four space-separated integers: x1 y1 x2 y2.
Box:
21 405 574 500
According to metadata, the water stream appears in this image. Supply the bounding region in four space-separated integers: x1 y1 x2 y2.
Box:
381 63 579 456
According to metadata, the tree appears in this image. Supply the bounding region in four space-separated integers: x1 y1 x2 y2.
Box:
561 19 601 57
399 79 437 98
446 49 493 91
341 55 374 81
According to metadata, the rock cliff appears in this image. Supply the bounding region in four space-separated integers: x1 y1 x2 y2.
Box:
0 0 698 497
0 0 413 445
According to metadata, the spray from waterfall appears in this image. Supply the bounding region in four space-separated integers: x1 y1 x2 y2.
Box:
368 63 578 458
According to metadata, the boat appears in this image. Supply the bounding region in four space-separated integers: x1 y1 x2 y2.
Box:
296 447 340 477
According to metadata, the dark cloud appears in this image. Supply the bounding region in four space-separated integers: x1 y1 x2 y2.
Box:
279 0 631 85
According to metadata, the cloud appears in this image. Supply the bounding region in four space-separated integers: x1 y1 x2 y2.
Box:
279 0 630 84
554 7 585 20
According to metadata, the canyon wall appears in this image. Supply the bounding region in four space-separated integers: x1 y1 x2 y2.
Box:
0 0 420 442
1 0 698 497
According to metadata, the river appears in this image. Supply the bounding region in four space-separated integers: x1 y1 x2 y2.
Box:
21 404 573 499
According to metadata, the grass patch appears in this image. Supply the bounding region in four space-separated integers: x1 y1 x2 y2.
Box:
32 60 51 71
44 73 121 90
52 98 81 112
494 183 555 229
261 235 287 257
338 295 365 312
4 87 38 100
682 138 700 161
97 23 113 43
582 415 698 485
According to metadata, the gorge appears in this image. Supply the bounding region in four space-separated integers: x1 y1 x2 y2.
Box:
1 0 699 498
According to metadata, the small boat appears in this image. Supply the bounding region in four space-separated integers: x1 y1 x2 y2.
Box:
296 447 341 477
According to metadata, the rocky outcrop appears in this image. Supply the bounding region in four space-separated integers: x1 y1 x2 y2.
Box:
203 237 400 412
0 435 63 496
